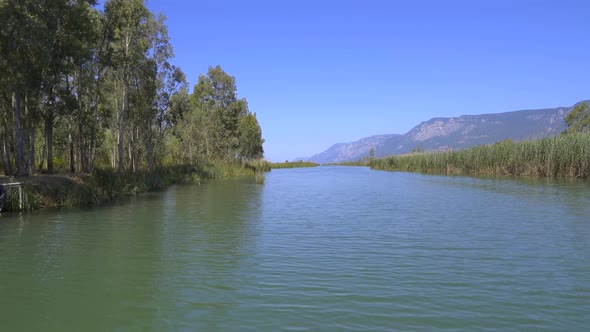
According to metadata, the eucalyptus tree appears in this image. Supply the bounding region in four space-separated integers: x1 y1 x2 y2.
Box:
103 0 151 172
190 65 242 161
0 0 101 175
140 14 186 170
0 0 265 175
39 0 101 173
183 66 264 163
68 1 102 173
238 112 264 160
0 0 47 175
0 85 13 175
171 87 199 163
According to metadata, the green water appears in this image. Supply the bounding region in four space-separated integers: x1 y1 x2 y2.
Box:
1 167 589 331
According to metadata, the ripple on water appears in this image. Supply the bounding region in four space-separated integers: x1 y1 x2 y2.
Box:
0 168 589 331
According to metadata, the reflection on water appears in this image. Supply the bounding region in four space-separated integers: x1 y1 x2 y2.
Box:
155 178 263 330
0 168 589 331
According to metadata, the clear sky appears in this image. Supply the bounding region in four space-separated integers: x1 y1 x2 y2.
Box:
137 0 589 162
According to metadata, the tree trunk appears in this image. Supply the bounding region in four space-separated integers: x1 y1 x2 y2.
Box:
29 119 35 175
145 122 154 170
78 72 90 174
89 117 97 173
0 131 5 176
25 94 35 175
69 132 76 173
3 137 13 176
79 112 89 173
1 113 13 175
128 141 133 173
112 139 116 169
45 111 54 174
38 130 46 172
118 75 128 173
146 139 153 170
12 88 27 176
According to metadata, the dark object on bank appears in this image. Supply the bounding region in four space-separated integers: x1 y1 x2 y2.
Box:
0 185 6 211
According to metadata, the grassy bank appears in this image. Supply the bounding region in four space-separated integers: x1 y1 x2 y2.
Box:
325 160 370 166
371 133 590 178
270 161 319 169
1 161 270 212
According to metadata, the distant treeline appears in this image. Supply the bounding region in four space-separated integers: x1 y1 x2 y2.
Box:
271 161 319 169
0 0 264 177
371 132 590 178
324 161 370 167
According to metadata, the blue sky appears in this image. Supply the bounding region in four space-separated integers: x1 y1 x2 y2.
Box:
137 0 589 162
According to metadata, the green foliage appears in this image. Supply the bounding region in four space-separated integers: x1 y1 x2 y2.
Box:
271 161 319 169
246 160 272 172
329 160 370 166
238 113 265 160
564 102 590 134
173 65 264 164
0 1 264 179
371 133 590 178
188 65 240 160
0 185 36 212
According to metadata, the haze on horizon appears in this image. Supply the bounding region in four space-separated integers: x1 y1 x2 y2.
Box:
140 0 590 162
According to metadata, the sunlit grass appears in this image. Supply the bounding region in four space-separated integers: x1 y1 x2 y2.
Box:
271 161 318 169
3 161 271 211
371 133 590 178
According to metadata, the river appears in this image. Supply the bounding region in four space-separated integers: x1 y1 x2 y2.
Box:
0 166 589 331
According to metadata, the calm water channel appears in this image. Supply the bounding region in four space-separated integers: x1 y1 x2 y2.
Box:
0 166 589 331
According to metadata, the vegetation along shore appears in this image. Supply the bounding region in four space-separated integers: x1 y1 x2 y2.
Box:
0 161 270 212
1 1 588 211
270 161 319 169
0 1 266 211
371 103 590 178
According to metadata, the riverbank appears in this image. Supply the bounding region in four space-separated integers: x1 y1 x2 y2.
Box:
371 132 590 178
0 161 270 212
270 161 319 169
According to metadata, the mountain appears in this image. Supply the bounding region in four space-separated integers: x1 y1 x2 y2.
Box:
309 103 577 163
308 134 400 164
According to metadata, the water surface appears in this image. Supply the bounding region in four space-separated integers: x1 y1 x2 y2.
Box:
0 167 589 331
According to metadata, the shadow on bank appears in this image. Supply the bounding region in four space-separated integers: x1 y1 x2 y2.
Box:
0 161 270 212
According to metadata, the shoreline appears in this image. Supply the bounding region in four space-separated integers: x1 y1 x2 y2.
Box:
370 133 590 179
0 162 269 212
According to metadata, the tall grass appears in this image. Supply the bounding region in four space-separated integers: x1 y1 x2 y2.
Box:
1 161 272 212
324 160 370 166
246 160 272 172
271 161 318 169
90 161 272 199
91 161 272 199
371 133 590 178
91 161 270 200
1 186 35 212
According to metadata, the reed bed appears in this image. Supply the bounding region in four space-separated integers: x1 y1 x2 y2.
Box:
270 161 319 169
1 185 36 212
92 161 271 199
0 161 271 212
371 133 590 178
325 160 370 166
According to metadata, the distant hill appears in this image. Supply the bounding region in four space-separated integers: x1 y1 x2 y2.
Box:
307 102 581 164
308 134 399 164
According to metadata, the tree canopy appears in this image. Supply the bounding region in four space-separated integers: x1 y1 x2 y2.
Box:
564 102 590 134
0 0 264 176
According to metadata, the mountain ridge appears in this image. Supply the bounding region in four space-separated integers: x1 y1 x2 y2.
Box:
305 102 584 164
308 134 399 164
